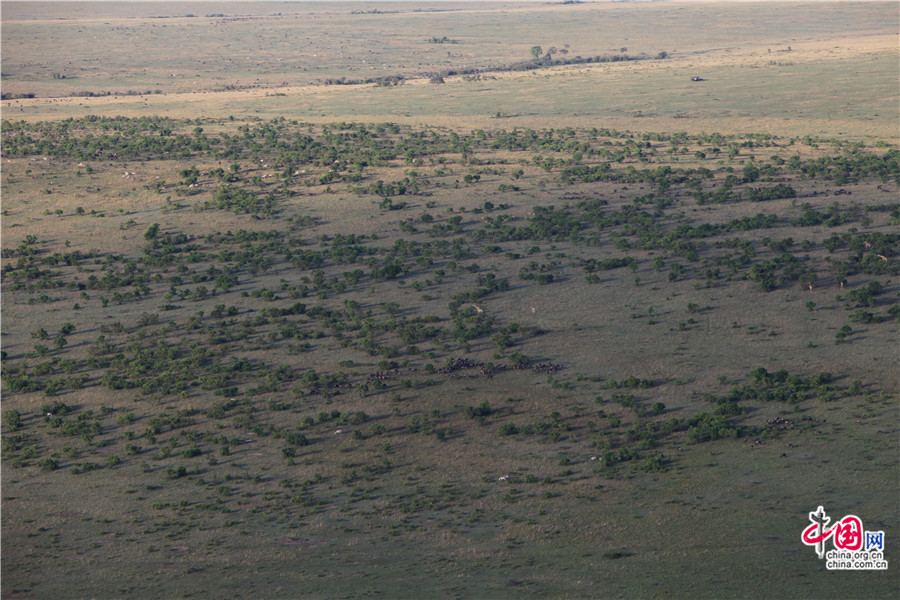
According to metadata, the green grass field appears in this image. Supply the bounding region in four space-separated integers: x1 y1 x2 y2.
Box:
2 2 898 599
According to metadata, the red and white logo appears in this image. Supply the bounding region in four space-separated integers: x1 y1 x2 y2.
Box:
802 506 887 570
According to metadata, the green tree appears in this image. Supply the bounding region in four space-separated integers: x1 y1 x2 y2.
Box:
3 409 21 431
144 223 160 241
742 162 760 182
530 46 543 60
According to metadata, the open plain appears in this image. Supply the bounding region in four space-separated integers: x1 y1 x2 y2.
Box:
2 2 898 598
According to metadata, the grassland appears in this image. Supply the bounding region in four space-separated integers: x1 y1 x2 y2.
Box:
3 1 898 137
2 2 899 599
5 1 892 95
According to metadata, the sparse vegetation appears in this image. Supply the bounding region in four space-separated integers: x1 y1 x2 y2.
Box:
1 3 896 599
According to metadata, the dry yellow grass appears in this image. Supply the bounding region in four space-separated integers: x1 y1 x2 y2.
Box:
3 2 897 139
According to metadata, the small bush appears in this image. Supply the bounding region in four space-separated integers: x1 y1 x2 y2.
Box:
285 432 309 447
497 422 520 436
3 409 22 431
465 401 493 419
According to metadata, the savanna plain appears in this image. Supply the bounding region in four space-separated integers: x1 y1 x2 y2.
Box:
1 2 898 598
